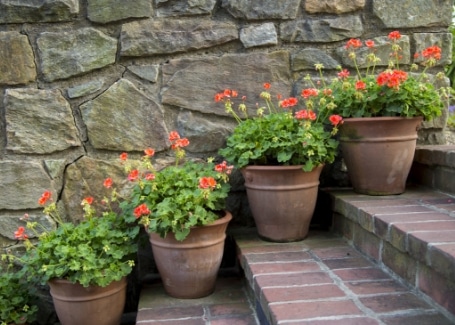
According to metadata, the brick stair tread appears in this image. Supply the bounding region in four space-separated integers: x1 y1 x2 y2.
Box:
327 185 455 281
136 274 258 324
234 229 454 325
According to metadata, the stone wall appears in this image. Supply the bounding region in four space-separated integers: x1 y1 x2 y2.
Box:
0 0 453 250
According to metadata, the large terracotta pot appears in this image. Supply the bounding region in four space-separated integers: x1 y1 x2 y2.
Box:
339 116 423 195
241 164 323 242
48 277 127 325
148 211 232 299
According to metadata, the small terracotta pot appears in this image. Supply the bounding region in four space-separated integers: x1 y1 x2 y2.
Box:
339 116 422 195
48 277 127 325
241 165 323 242
148 211 232 299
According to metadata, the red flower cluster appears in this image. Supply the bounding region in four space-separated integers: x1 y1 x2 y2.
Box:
345 38 362 49
214 161 233 174
214 89 239 102
14 226 28 240
38 190 52 205
422 45 442 60
295 109 316 120
301 88 318 99
103 177 113 188
133 203 150 219
81 196 94 205
376 70 408 89
337 69 350 79
128 169 139 181
199 177 217 189
279 97 298 108
169 131 190 149
329 115 343 126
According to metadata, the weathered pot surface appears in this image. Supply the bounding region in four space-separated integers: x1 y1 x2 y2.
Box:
148 211 232 299
339 116 423 195
48 277 127 325
241 164 323 242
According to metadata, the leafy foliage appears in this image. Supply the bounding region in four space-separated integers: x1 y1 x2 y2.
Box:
5 181 140 288
0 266 38 325
120 132 232 241
219 111 339 172
215 85 341 171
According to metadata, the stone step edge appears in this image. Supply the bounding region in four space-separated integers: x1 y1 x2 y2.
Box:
324 186 455 318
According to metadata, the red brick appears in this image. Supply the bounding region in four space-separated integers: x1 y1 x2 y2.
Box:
261 284 346 303
323 257 373 270
373 212 451 240
359 293 432 313
138 320 205 325
429 243 455 279
269 299 363 322
380 312 454 325
332 213 355 240
136 306 204 321
352 223 381 261
361 205 433 215
211 316 258 325
398 185 446 199
420 197 455 206
254 271 333 292
389 220 455 252
244 250 312 263
298 317 381 325
345 280 407 295
302 237 352 249
408 230 455 263
418 264 455 315
433 167 455 194
237 242 306 255
248 260 321 275
209 303 253 317
333 268 390 282
381 241 417 284
353 199 418 208
312 245 362 259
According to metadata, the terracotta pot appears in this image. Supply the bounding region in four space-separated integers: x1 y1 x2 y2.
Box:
148 211 232 299
339 116 423 195
241 165 323 242
48 277 127 325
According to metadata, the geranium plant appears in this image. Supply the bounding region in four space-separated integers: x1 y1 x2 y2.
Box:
120 131 233 241
0 266 38 325
215 83 342 172
305 30 449 120
4 176 140 288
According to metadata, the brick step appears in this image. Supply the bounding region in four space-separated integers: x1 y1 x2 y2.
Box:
235 229 455 325
411 145 455 195
325 184 455 321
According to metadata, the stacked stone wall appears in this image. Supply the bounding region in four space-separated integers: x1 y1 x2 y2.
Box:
0 0 452 249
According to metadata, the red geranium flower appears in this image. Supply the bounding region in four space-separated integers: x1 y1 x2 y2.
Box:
199 177 217 189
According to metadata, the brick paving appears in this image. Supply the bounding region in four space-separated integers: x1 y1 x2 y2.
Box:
136 229 454 324
136 273 259 324
235 230 455 325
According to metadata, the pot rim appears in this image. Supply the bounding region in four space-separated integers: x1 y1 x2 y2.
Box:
242 164 324 171
342 116 423 123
